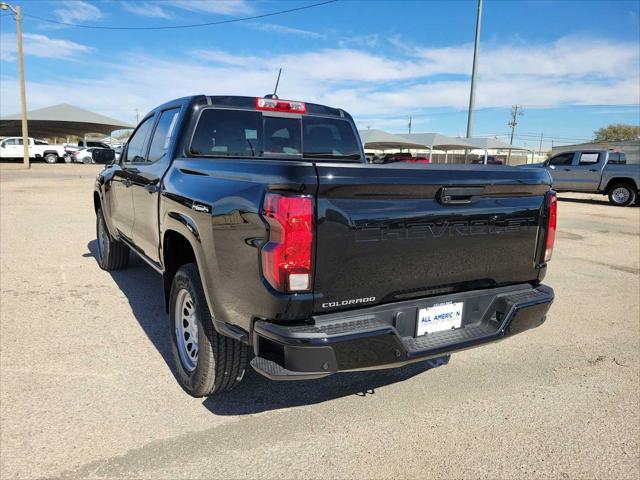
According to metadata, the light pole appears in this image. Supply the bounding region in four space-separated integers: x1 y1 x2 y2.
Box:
466 0 483 141
1 2 29 169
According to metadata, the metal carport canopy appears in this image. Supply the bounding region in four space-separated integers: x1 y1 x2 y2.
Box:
358 129 427 150
398 132 475 150
464 137 531 151
397 132 476 162
0 103 133 138
464 137 532 164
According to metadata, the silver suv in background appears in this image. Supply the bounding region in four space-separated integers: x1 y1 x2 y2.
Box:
539 150 639 206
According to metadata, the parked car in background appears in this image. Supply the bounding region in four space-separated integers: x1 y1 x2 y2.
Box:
72 148 95 164
0 137 67 163
375 153 431 164
94 94 555 397
73 147 115 164
529 150 640 206
472 156 504 165
64 139 112 157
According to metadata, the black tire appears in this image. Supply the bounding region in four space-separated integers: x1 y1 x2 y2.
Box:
608 183 636 207
96 208 129 270
83 156 92 164
44 153 58 164
169 263 248 397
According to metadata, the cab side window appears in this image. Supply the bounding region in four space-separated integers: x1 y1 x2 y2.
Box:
124 116 154 163
548 153 574 166
577 152 600 165
147 108 180 163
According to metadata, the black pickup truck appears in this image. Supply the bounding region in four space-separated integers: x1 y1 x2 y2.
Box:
94 95 556 397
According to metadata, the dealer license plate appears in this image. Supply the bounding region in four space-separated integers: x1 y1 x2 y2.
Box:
417 302 464 336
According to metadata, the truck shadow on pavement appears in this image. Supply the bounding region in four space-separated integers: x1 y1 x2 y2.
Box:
86 240 439 415
558 195 639 207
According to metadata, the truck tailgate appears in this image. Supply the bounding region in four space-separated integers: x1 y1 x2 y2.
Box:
313 163 551 312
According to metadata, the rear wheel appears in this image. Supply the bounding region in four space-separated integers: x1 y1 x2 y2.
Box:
96 208 129 270
169 263 248 397
44 153 58 164
608 183 636 207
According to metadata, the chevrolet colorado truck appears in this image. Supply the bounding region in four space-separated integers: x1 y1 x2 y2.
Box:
538 150 639 206
94 95 556 397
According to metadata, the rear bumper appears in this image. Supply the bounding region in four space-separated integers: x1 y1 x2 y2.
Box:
250 283 554 380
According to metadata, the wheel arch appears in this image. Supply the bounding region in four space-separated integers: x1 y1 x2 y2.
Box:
162 229 199 313
93 191 101 213
604 177 639 193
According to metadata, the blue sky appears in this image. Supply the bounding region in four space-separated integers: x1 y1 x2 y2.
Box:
1 0 639 149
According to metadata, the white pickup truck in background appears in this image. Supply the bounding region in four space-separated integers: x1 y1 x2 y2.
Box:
0 137 68 163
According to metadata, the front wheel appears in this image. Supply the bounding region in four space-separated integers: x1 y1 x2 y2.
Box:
169 263 248 397
44 153 58 164
608 183 636 207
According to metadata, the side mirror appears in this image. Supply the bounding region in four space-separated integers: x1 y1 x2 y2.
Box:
0 143 5 148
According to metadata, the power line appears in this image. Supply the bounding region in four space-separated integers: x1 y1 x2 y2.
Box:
22 0 338 30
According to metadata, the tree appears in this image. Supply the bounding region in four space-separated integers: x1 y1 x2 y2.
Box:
593 124 640 142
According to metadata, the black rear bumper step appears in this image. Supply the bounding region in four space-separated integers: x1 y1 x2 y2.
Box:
251 283 554 380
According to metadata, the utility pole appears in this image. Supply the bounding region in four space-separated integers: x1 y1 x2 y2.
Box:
134 108 140 124
1 3 29 169
507 104 524 163
408 114 412 134
465 0 483 141
538 132 544 156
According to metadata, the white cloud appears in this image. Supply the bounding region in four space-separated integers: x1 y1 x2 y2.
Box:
166 0 254 16
338 34 380 49
408 36 640 79
1 36 637 123
0 33 92 62
53 0 104 24
246 23 325 39
121 1 173 19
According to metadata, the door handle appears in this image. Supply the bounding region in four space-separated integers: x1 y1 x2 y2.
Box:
145 184 159 194
439 186 485 205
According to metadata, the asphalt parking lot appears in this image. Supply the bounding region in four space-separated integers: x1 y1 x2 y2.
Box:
1 163 639 479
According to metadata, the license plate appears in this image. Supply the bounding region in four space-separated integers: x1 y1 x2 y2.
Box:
417 301 464 336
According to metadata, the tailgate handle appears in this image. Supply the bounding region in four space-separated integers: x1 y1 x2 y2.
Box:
439 187 484 205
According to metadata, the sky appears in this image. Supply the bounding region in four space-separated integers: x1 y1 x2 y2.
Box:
0 0 639 150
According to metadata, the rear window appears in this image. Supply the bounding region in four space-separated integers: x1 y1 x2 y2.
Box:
190 108 361 160
264 116 301 156
608 152 627 164
302 117 361 159
190 109 262 157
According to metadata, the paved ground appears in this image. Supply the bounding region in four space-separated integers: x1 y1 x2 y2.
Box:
1 164 639 479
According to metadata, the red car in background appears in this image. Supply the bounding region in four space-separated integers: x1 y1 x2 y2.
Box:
374 152 430 164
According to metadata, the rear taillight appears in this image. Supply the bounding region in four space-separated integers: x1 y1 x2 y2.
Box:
544 192 557 262
256 97 306 114
261 193 313 292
